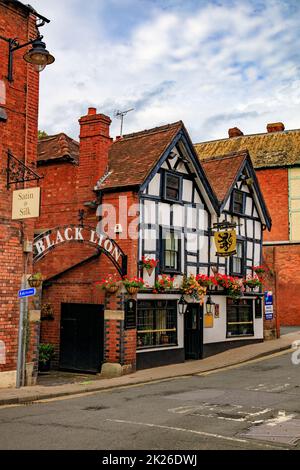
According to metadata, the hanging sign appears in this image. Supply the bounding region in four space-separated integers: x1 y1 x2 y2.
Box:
12 187 41 220
214 229 237 257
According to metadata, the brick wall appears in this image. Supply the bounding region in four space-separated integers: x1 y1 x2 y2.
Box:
0 1 40 378
256 168 289 242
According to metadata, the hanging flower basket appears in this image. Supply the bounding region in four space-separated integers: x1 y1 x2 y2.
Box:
252 265 267 275
243 276 262 290
123 277 145 295
28 273 43 288
96 274 121 295
142 256 159 277
182 275 207 304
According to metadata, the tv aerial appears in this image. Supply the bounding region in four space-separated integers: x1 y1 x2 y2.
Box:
114 108 134 137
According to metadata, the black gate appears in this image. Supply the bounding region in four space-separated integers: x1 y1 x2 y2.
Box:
60 303 104 373
184 303 204 360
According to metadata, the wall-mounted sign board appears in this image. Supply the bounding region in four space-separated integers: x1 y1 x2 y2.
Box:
125 299 137 330
12 187 40 220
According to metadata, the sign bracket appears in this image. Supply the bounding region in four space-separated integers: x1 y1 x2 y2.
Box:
7 149 43 189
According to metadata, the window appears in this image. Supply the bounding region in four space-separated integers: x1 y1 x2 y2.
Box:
227 298 254 337
137 300 178 349
232 190 245 214
289 168 300 241
164 172 182 202
230 241 244 276
162 229 181 272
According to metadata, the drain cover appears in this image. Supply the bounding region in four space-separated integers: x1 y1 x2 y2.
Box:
241 419 300 445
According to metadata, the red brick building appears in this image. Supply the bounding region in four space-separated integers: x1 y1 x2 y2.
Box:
0 0 52 388
196 122 300 328
35 108 271 375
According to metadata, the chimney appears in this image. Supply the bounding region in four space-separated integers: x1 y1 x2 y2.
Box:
78 108 113 196
267 122 285 133
228 127 244 138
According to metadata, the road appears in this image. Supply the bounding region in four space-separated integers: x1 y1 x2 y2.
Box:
0 350 300 450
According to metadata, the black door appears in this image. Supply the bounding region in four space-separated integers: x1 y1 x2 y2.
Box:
60 303 104 373
184 303 203 360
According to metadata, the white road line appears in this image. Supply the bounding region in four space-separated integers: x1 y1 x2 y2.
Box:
105 418 284 448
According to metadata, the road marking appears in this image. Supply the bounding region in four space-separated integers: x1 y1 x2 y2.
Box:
105 419 285 448
168 404 272 423
197 349 292 377
265 411 295 427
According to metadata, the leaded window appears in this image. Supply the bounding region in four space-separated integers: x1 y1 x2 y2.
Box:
162 229 181 272
227 298 254 337
137 300 178 349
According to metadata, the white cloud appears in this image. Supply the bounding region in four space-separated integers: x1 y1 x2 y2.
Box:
29 0 300 141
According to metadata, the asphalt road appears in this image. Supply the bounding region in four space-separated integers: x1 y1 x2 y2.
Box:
0 350 300 450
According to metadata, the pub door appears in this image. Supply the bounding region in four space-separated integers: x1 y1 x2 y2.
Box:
60 303 104 373
184 303 204 360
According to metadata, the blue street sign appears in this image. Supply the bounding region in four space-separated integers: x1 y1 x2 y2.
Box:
264 291 273 320
18 288 36 299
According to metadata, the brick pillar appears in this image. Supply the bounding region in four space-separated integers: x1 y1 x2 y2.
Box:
262 247 278 339
102 291 137 377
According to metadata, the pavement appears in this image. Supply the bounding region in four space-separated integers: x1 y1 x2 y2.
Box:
0 330 300 406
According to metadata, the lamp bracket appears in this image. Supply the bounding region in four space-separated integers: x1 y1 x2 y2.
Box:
6 150 43 189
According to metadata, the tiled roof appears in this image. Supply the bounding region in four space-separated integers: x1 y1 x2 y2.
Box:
195 129 300 169
38 133 79 164
201 151 247 204
98 122 183 190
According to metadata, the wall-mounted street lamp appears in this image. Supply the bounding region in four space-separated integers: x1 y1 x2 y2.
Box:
178 295 188 315
206 296 215 315
0 34 55 82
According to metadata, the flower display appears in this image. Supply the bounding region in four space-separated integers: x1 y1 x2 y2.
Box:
196 274 217 288
182 275 207 304
153 275 174 293
214 273 245 298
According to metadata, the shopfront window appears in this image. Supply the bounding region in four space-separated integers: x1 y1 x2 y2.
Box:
137 300 178 349
227 298 254 337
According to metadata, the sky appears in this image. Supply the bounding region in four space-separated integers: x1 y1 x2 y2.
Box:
28 0 300 142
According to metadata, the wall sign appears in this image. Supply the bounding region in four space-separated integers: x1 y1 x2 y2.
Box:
125 299 137 330
264 291 274 320
33 224 128 276
214 229 237 257
12 187 40 220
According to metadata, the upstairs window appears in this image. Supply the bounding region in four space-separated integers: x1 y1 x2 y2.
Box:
289 168 300 241
164 172 182 202
230 241 244 276
161 229 181 273
232 190 245 214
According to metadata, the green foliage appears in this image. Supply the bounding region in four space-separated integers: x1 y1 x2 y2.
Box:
38 130 48 139
39 344 55 365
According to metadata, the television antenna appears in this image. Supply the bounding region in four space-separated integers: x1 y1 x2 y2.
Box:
114 108 134 137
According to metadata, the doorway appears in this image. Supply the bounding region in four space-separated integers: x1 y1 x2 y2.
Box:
184 303 203 360
60 303 104 373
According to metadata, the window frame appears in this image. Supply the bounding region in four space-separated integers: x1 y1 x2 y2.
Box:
226 298 254 338
229 239 245 277
163 170 183 203
160 227 182 274
137 299 178 350
231 189 246 215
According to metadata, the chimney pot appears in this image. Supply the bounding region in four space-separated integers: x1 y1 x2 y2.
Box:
88 107 97 115
229 127 244 138
267 122 285 133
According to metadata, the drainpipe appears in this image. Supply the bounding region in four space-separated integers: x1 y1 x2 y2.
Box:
274 246 280 338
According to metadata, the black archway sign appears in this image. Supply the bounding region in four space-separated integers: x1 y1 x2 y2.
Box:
33 224 127 276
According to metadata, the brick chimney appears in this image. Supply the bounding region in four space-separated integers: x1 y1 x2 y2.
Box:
228 127 244 138
78 108 113 200
267 122 285 133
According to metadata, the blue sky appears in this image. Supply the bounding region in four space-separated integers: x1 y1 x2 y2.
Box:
29 0 300 141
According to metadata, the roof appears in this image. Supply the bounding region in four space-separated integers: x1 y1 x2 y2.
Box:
38 133 79 164
201 151 247 204
98 122 183 190
195 129 300 169
1 1 50 22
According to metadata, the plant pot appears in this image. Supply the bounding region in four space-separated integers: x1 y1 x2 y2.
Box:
38 360 51 373
105 285 119 294
28 277 42 288
145 267 155 277
126 286 140 295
